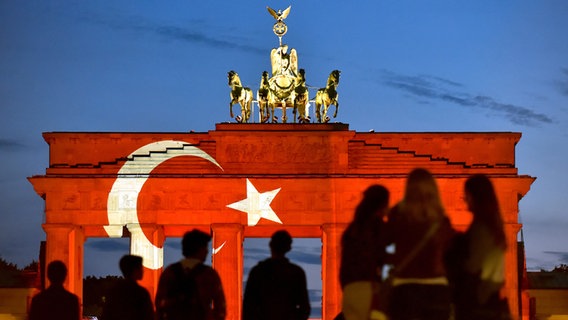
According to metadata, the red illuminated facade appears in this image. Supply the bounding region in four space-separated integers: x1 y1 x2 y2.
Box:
28 123 534 319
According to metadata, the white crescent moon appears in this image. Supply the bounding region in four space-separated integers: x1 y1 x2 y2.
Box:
213 241 227 255
105 140 223 269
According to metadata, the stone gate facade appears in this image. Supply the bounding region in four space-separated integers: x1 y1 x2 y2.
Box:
28 123 534 319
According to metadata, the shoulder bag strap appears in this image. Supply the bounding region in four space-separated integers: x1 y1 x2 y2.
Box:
392 221 441 276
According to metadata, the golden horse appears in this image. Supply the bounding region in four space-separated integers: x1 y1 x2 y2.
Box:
293 69 310 123
228 70 253 123
257 71 272 123
315 70 340 123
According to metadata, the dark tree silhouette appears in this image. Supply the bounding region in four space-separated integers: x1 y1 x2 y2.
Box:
551 264 568 273
0 257 21 287
0 257 38 287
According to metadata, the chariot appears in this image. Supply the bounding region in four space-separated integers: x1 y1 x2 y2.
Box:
228 6 339 124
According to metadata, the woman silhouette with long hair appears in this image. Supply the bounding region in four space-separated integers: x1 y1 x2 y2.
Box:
450 174 509 320
339 185 390 320
385 168 454 320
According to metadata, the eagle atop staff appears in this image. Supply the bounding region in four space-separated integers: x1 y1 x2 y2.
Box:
267 6 291 22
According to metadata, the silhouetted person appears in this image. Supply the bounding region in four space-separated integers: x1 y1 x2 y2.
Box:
340 185 389 320
446 174 510 320
101 254 154 320
243 230 311 320
385 168 454 320
155 229 226 320
29 260 80 320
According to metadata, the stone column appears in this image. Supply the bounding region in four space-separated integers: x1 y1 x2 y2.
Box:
211 223 244 320
42 224 85 300
128 223 164 301
504 222 522 320
322 223 346 320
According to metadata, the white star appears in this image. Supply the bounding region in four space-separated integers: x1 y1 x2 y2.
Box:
227 179 282 226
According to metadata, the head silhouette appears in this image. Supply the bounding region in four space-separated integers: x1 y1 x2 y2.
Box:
353 184 389 223
119 254 144 280
269 230 292 256
464 174 500 220
182 229 212 259
400 168 446 221
464 174 506 248
47 260 67 286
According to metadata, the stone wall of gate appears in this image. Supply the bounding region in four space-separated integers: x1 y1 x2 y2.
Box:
28 123 534 319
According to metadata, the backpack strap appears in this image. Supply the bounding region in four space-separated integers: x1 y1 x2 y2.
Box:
392 221 440 276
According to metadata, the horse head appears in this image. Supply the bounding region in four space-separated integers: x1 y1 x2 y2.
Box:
228 70 239 86
261 71 270 86
297 68 306 84
329 70 341 86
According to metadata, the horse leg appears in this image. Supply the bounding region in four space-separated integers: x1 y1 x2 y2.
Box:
299 101 308 123
282 101 287 123
270 103 277 123
300 100 307 123
315 102 321 123
265 102 270 123
300 97 309 123
333 101 339 118
239 105 245 123
259 101 265 123
265 100 271 123
239 100 249 123
230 101 234 119
323 104 330 123
292 101 298 123
245 101 252 123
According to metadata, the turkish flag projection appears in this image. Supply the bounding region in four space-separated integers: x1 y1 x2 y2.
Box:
137 156 363 246
109 141 365 255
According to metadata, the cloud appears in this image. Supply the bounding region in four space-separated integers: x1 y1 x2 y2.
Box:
309 289 322 301
309 289 323 316
380 70 553 126
164 241 181 251
543 251 568 265
243 247 270 262
86 239 129 252
0 139 26 151
80 10 264 55
288 250 322 265
153 25 264 55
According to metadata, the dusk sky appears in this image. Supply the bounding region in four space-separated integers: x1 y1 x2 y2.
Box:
1 1 568 309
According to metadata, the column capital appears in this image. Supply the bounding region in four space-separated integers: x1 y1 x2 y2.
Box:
42 223 81 232
211 223 244 232
504 223 522 233
322 223 348 233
